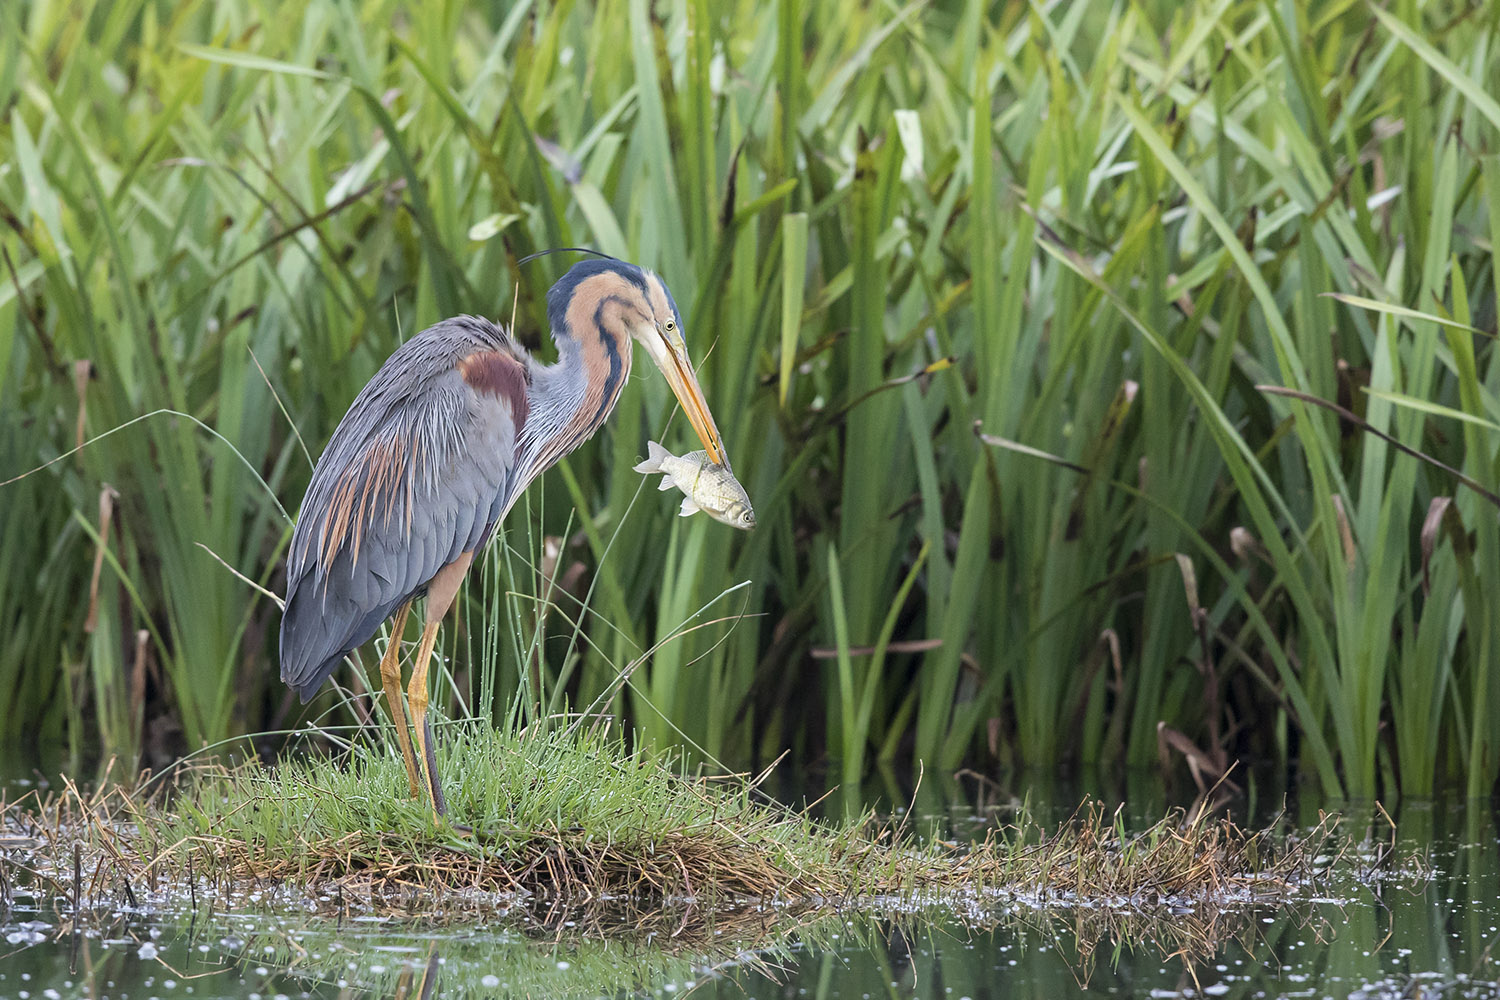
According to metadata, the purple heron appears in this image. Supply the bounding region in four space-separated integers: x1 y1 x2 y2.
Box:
278 257 728 817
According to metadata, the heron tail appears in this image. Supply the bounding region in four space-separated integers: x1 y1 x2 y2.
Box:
632 440 670 475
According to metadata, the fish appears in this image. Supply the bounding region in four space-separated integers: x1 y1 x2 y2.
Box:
632 441 756 530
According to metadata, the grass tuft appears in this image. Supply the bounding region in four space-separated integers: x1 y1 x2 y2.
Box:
7 725 1344 914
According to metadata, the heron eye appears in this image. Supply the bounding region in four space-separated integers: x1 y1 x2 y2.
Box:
664 319 676 332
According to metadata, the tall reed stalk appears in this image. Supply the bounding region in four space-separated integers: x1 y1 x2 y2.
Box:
2 0 1497 797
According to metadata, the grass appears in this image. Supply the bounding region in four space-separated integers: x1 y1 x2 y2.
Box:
4 724 1339 912
2 0 1499 800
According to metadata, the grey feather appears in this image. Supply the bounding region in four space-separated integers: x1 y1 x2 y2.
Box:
279 316 528 700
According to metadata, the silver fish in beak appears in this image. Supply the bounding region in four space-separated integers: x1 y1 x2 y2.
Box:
633 441 756 530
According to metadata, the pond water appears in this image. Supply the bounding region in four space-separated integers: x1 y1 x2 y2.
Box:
2 761 1497 999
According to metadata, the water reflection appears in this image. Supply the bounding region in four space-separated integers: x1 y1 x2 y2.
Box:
2 768 1497 999
390 946 439 1000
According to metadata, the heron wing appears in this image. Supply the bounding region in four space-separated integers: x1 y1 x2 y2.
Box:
279 317 530 700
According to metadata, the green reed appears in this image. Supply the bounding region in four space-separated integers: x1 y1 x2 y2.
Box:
2 0 1498 799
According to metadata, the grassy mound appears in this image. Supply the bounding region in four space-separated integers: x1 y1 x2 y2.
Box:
4 725 1343 916
145 725 926 901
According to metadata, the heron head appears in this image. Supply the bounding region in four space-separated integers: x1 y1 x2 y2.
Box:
632 268 730 469
549 258 729 468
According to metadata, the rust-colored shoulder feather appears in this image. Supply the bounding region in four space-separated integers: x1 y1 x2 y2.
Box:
459 350 531 428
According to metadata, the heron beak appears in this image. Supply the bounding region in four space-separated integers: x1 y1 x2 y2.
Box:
648 337 729 469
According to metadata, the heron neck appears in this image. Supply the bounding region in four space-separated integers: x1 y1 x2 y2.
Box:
521 331 632 472
525 340 588 447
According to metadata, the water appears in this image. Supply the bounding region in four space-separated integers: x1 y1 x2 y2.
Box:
3 762 1498 999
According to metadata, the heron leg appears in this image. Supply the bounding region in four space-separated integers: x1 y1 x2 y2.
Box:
378 599 421 798
406 551 474 819
408 618 447 817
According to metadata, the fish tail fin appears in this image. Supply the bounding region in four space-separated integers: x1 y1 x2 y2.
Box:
632 440 669 475
679 496 700 517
